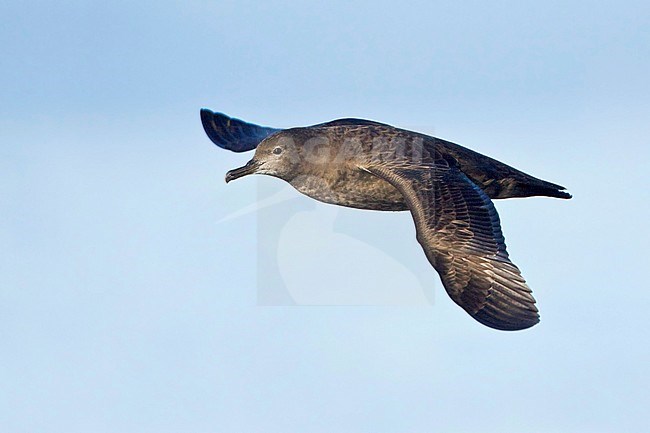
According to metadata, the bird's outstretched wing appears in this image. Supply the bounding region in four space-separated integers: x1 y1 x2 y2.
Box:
363 160 540 331
200 110 392 152
314 118 389 128
200 109 281 152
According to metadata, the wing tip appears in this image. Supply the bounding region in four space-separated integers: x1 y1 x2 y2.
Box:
473 309 540 331
199 108 281 152
200 108 230 150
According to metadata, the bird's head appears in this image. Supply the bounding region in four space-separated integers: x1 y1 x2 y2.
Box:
225 131 305 183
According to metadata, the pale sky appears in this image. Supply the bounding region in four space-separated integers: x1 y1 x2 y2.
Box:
1 1 649 432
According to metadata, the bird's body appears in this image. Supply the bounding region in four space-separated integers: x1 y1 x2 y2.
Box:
266 125 411 211
289 161 408 211
201 109 571 331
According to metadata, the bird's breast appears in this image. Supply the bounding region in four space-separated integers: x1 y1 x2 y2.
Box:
289 167 407 211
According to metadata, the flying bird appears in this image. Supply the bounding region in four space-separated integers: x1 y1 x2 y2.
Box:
200 108 571 331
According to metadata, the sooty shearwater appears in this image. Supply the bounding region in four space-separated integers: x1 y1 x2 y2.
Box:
200 109 571 331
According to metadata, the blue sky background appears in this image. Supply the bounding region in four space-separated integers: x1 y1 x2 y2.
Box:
1 1 649 432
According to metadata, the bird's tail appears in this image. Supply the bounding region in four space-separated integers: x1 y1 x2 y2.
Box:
500 177 572 199
435 138 572 200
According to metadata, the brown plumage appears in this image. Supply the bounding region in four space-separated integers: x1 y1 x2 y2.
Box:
201 109 571 331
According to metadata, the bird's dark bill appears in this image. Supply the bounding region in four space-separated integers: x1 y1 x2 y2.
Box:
225 159 259 183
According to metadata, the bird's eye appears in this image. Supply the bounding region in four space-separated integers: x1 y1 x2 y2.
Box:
272 147 283 155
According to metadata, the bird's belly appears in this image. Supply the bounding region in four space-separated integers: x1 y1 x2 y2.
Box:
290 170 408 211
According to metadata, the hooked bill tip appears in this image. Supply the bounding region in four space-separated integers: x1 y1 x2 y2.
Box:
225 159 258 183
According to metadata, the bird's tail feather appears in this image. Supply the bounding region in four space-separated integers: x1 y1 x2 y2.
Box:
503 179 572 199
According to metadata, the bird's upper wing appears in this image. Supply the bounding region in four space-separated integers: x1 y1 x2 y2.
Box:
200 109 281 152
362 158 539 331
200 110 393 152
313 118 390 128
